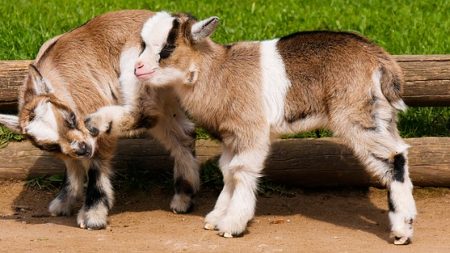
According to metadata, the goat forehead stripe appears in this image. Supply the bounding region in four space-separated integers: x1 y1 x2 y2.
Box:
141 12 175 47
260 39 292 125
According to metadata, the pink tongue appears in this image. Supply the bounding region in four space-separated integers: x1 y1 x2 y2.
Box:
135 67 155 78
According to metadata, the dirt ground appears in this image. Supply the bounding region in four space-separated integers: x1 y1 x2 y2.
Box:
0 180 449 253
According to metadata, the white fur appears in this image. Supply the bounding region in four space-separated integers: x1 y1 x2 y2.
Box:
120 47 142 108
77 167 113 229
25 101 59 142
139 12 175 69
204 147 234 229
372 69 407 112
212 146 269 235
98 169 114 207
389 180 417 238
77 203 109 229
260 39 292 127
191 17 219 41
141 12 174 48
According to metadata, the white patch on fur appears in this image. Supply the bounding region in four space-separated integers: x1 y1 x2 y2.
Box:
141 12 174 48
372 69 407 112
120 47 141 108
25 101 59 142
389 180 416 239
77 203 108 229
260 39 292 127
205 148 234 228
217 168 260 235
98 171 114 207
139 12 175 68
215 148 268 235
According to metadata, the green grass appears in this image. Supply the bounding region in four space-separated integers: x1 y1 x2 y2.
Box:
0 0 448 142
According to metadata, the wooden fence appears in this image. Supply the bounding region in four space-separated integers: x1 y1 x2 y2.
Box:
0 55 449 186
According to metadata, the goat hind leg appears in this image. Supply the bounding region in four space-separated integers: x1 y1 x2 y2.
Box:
342 130 416 244
149 114 200 213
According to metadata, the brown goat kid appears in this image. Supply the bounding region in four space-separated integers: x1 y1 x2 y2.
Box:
0 10 200 229
122 12 416 244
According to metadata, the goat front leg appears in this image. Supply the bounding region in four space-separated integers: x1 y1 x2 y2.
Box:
77 159 114 230
84 105 141 137
49 159 85 216
210 133 270 237
204 147 234 230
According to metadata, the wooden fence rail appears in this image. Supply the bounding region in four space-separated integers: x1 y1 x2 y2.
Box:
0 55 449 111
0 137 449 187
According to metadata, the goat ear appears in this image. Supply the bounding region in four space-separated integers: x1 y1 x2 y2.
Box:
27 64 54 95
0 114 21 133
191 16 219 42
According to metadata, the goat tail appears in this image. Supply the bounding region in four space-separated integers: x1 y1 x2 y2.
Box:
379 60 408 112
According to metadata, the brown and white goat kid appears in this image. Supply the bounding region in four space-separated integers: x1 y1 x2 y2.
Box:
0 10 200 229
122 12 417 244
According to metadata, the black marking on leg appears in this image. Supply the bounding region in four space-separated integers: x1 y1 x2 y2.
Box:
56 170 69 201
85 163 110 209
387 190 395 212
174 177 195 196
393 153 406 183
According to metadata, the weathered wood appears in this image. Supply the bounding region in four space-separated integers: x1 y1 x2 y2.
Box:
0 138 173 180
397 55 450 106
0 60 31 111
0 55 449 110
0 137 449 187
198 137 450 187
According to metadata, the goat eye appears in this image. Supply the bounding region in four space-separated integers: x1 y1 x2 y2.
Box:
66 112 77 129
140 41 146 55
159 44 176 60
29 111 36 121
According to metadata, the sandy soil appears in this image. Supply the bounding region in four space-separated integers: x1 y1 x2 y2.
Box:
0 180 449 253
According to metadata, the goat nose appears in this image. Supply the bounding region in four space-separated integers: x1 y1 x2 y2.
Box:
135 61 144 69
75 142 91 156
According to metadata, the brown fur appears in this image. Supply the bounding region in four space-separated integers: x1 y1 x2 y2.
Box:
138 13 415 240
3 10 200 229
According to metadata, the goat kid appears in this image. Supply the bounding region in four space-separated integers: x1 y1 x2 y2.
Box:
0 10 199 229
89 11 416 244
